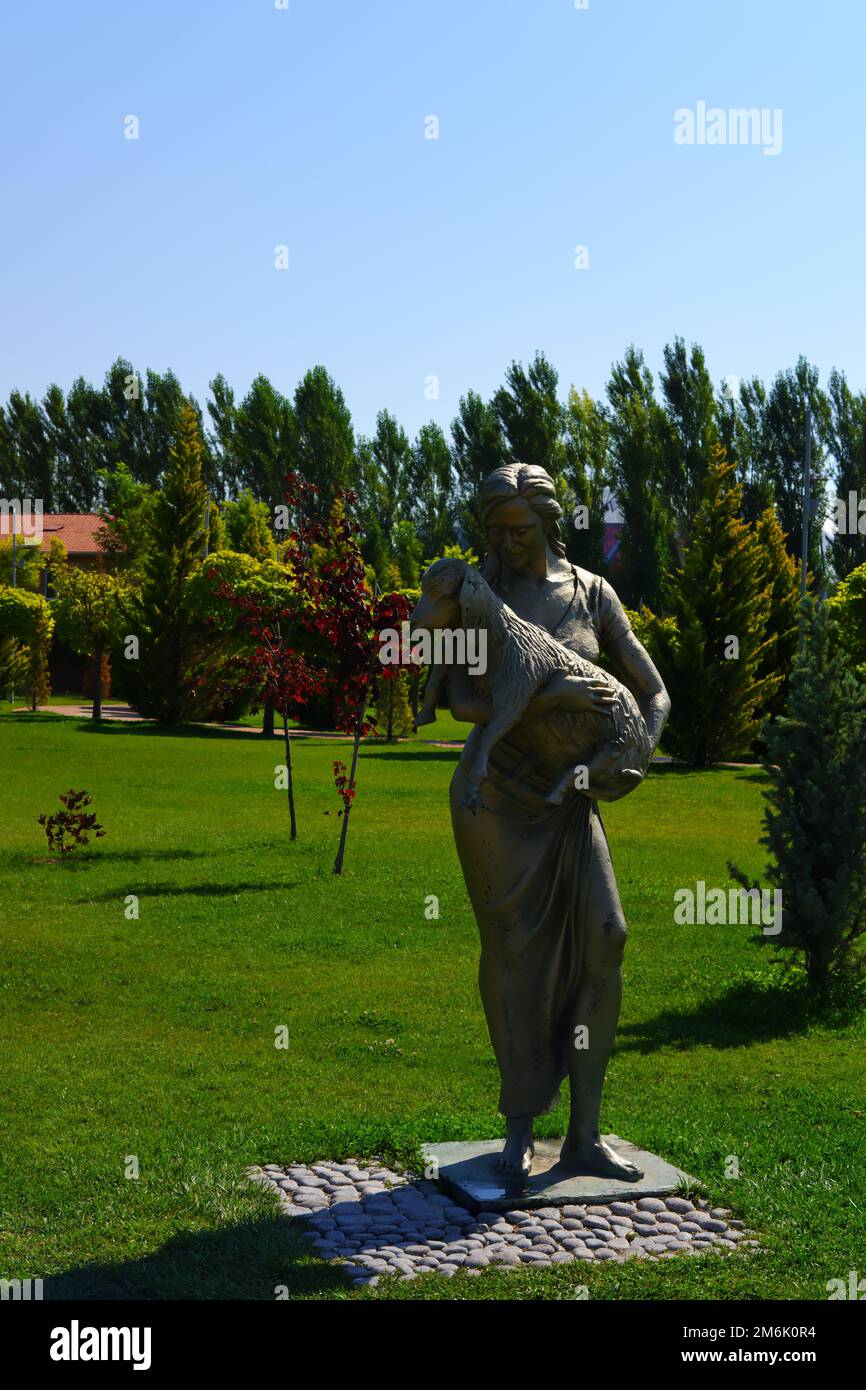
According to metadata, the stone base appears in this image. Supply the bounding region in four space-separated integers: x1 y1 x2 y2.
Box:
422 1135 697 1212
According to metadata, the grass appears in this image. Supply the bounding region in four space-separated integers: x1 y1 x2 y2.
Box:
0 712 864 1301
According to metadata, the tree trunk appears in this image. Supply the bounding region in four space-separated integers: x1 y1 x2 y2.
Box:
262 701 276 738
282 710 297 840
92 641 104 720
333 687 368 875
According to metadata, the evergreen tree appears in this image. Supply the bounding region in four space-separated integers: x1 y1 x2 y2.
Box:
373 669 415 742
131 403 209 722
221 489 277 560
450 390 506 554
752 507 801 722
605 346 672 608
733 600 866 988
645 449 776 764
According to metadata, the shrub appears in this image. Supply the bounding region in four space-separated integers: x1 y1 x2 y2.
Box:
38 790 106 860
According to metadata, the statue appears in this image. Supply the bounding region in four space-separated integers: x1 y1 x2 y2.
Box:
410 463 670 1180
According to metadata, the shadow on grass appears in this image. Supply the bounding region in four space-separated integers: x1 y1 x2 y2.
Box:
619 974 865 1054
42 1215 344 1301
77 880 299 903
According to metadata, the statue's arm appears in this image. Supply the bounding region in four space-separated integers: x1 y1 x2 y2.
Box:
442 665 492 726
604 628 670 751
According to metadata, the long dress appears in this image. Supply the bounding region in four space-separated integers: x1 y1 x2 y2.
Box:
449 565 633 1119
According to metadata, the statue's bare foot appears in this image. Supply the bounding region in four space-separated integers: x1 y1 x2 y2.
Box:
496 1118 534 1177
559 1134 644 1182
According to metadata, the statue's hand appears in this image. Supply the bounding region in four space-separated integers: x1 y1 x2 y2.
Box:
528 672 618 719
578 747 644 803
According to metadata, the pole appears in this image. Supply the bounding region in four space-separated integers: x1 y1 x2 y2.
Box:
799 406 812 652
800 406 811 599
10 511 16 707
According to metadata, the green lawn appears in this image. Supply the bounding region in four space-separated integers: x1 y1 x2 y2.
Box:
0 712 863 1301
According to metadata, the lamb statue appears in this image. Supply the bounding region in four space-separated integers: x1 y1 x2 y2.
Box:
410 558 652 810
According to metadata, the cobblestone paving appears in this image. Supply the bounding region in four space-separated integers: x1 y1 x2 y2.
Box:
250 1159 759 1287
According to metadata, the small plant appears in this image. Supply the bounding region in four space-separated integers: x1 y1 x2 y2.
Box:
38 789 106 860
332 761 356 817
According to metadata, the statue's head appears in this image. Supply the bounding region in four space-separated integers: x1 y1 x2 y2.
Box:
411 557 490 630
478 462 565 579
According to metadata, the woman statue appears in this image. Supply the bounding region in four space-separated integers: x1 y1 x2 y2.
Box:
440 463 670 1179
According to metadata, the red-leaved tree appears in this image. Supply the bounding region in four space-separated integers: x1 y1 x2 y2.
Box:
220 473 411 867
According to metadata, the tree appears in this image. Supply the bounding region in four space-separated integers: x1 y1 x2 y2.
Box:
0 391 55 507
562 386 607 573
43 378 106 511
762 358 829 578
95 462 158 573
826 368 866 581
130 403 210 722
451 390 506 554
716 374 774 525
52 566 132 718
369 408 412 549
0 587 53 708
644 450 776 764
206 373 239 499
751 507 801 723
658 336 719 540
373 669 414 742
219 554 326 840
732 600 866 988
827 559 866 680
407 421 455 558
605 347 672 608
221 490 277 560
493 352 565 475
234 375 295 512
291 366 355 514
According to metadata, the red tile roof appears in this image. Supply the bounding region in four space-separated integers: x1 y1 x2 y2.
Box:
0 514 107 556
36 514 107 555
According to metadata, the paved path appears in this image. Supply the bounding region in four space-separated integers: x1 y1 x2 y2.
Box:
21 704 461 743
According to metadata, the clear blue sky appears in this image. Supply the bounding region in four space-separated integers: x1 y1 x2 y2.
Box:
1 0 863 440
